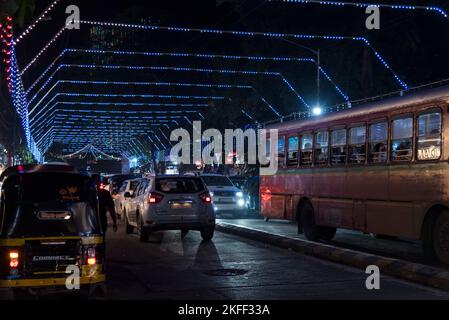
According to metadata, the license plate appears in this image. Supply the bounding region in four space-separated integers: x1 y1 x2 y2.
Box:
217 197 234 204
170 202 192 209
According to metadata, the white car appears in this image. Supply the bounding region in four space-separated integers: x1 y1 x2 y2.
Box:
124 175 215 242
200 174 248 218
115 178 145 218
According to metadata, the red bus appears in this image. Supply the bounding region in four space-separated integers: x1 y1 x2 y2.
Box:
260 85 449 264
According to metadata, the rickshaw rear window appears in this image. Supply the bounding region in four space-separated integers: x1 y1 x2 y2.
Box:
7 173 91 203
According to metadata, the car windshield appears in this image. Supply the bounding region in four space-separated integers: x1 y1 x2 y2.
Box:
201 176 234 187
156 178 205 194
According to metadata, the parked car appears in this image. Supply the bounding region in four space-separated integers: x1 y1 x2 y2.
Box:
115 178 146 219
104 174 139 196
123 175 215 242
200 174 248 218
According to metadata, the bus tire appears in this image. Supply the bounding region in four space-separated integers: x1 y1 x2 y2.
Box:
430 210 449 265
125 212 134 234
300 202 336 241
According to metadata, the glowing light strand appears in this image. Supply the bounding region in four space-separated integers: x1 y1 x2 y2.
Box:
27 48 347 101
21 20 407 90
14 0 63 45
268 0 448 19
27 63 302 115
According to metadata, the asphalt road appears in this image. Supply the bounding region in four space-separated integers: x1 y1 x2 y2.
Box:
103 221 449 300
1 220 448 300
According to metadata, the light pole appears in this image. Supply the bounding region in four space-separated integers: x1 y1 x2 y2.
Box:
274 37 322 115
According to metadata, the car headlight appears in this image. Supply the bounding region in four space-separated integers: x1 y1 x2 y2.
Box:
209 192 214 197
236 191 243 197
238 199 245 207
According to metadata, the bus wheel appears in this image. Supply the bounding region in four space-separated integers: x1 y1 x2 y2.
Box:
300 202 336 241
433 211 449 265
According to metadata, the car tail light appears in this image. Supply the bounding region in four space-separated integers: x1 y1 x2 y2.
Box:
99 183 105 190
148 192 164 204
200 192 212 203
87 247 96 265
9 250 19 269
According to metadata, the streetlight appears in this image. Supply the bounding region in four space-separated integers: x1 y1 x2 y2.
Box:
312 106 322 116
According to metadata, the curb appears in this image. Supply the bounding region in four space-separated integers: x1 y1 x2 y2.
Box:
216 222 449 292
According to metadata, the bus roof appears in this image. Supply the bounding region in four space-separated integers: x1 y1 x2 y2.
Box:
266 84 449 132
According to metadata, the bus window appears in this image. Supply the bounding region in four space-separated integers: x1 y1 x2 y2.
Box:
369 121 388 163
417 111 442 161
349 126 366 164
314 131 329 165
287 136 299 166
331 128 346 164
391 117 413 162
300 133 313 166
278 136 286 167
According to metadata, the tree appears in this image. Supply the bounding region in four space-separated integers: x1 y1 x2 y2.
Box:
0 0 35 28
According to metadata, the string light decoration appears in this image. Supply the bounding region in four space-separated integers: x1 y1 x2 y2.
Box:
27 79 281 129
27 63 304 116
13 0 63 45
267 0 448 19
6 22 43 162
28 48 348 101
43 116 184 155
33 107 198 143
29 92 224 120
20 26 65 75
30 91 224 114
31 101 209 132
20 20 407 90
61 144 122 161
1 16 13 91
28 78 281 122
241 109 259 124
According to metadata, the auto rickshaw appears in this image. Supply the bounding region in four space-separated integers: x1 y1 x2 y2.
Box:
0 164 106 299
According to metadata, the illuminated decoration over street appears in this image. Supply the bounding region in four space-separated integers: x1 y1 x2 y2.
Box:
29 48 348 101
20 20 408 90
61 144 121 161
268 0 448 19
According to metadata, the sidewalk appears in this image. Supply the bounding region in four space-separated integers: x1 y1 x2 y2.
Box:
218 218 425 264
215 219 449 292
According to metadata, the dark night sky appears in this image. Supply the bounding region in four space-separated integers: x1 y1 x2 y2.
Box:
16 0 449 129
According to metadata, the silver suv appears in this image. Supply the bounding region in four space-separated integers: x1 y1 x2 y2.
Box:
124 175 215 242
